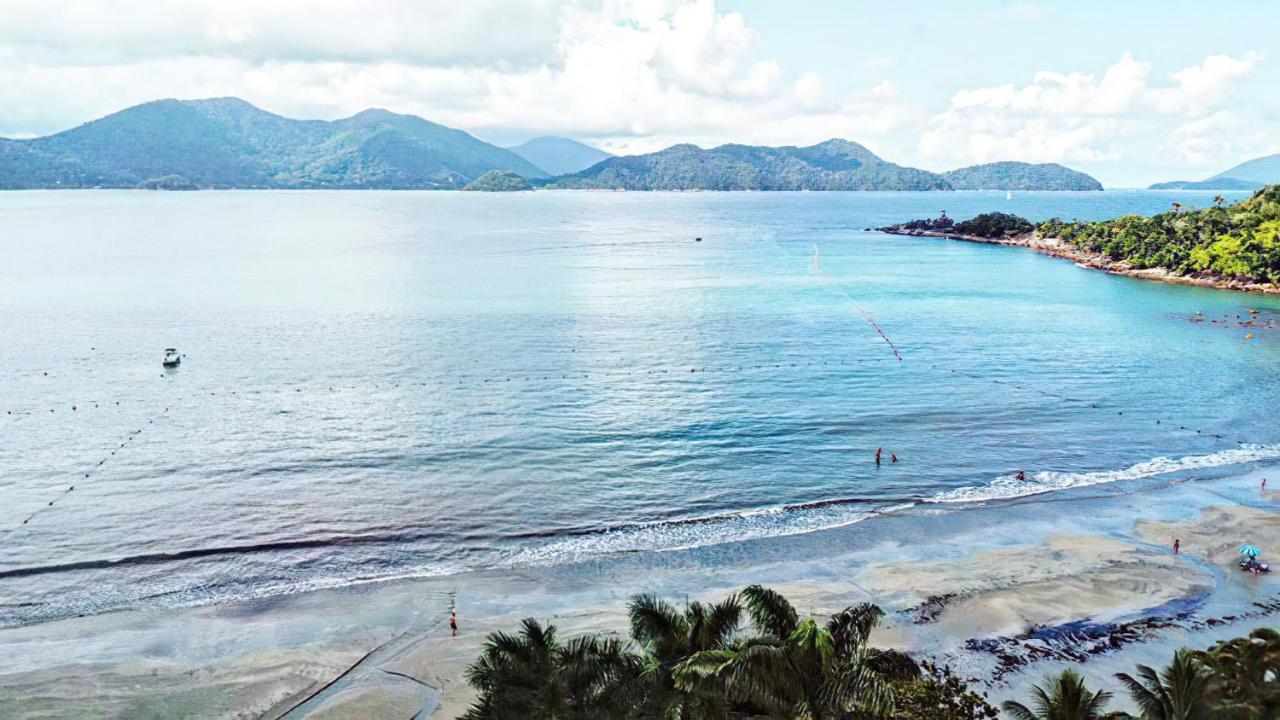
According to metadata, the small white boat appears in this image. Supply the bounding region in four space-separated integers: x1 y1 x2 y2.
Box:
162 348 181 367
1006 190 1013 200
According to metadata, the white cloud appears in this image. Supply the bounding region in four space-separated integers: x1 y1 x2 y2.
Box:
918 52 1264 169
0 0 922 155
0 0 1271 187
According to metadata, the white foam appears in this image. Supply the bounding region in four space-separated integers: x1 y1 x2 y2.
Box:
928 444 1280 504
498 501 916 568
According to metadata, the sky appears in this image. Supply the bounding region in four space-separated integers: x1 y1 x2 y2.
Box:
0 0 1275 187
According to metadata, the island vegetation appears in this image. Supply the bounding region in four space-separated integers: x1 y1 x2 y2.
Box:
1040 185 1280 283
463 170 532 192
462 584 1278 719
941 162 1103 191
880 211 1032 239
882 185 1280 290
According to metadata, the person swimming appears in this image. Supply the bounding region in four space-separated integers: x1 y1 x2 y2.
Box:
890 453 898 463
1015 471 1026 481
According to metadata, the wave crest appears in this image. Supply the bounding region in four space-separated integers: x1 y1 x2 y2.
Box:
928 444 1280 504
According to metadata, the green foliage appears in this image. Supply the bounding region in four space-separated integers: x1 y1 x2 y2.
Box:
673 586 895 718
546 139 952 191
1114 650 1214 720
953 212 1034 238
1192 627 1280 718
1001 670 1115 720
466 585 997 719
463 170 532 192
464 618 645 720
888 661 998 719
942 162 1103 191
1038 185 1280 282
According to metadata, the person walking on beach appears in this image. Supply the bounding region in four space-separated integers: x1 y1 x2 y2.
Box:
875 448 882 466
450 611 458 637
1173 538 1180 555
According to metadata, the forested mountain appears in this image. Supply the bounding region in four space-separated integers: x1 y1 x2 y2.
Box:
507 136 612 175
543 139 950 191
941 161 1103 191
0 98 545 189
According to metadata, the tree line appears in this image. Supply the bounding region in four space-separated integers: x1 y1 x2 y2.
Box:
1040 185 1280 283
462 584 1279 719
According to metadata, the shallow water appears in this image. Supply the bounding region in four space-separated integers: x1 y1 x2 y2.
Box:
0 188 1275 627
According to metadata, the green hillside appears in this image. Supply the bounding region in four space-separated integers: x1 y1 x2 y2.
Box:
1040 185 1280 283
544 139 951 191
942 161 1102 191
0 98 545 189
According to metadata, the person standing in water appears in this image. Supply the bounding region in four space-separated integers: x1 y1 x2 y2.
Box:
450 611 458 637
1173 538 1180 555
890 453 898 463
875 448 882 465
1015 471 1026 481
1264 478 1268 491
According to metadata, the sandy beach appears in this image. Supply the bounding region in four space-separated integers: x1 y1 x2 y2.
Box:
2 465 1276 719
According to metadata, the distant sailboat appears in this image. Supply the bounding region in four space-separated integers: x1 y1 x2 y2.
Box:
1006 190 1013 201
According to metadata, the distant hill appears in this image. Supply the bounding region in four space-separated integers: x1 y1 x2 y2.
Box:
1147 153 1280 190
0 98 545 189
463 170 531 192
507 136 612 176
544 139 950 191
1149 178 1263 190
1210 153 1280 185
941 161 1102 191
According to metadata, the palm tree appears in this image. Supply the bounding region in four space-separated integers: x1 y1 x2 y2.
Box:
1001 669 1114 720
464 618 643 719
1115 650 1213 720
673 584 894 719
628 592 742 718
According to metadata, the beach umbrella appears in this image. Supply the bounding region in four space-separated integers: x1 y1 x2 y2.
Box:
1240 544 1262 558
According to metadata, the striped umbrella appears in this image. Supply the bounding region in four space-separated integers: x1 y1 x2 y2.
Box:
1240 544 1263 558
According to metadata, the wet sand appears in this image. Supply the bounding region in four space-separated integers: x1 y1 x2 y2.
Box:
1 473 1276 718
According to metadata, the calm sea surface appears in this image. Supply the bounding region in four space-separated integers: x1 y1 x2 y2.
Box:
0 189 1275 627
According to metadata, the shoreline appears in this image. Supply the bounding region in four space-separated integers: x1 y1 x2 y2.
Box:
881 227 1280 295
2 467 1277 718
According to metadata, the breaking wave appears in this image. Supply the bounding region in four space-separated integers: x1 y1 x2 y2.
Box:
928 444 1280 504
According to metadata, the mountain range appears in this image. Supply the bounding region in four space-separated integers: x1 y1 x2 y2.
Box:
0 98 1104 191
0 97 545 189
1148 153 1280 190
507 136 613 175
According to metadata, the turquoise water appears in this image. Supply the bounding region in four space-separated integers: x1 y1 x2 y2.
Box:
0 189 1275 627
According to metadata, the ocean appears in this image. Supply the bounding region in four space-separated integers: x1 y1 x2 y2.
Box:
1 188 1274 628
